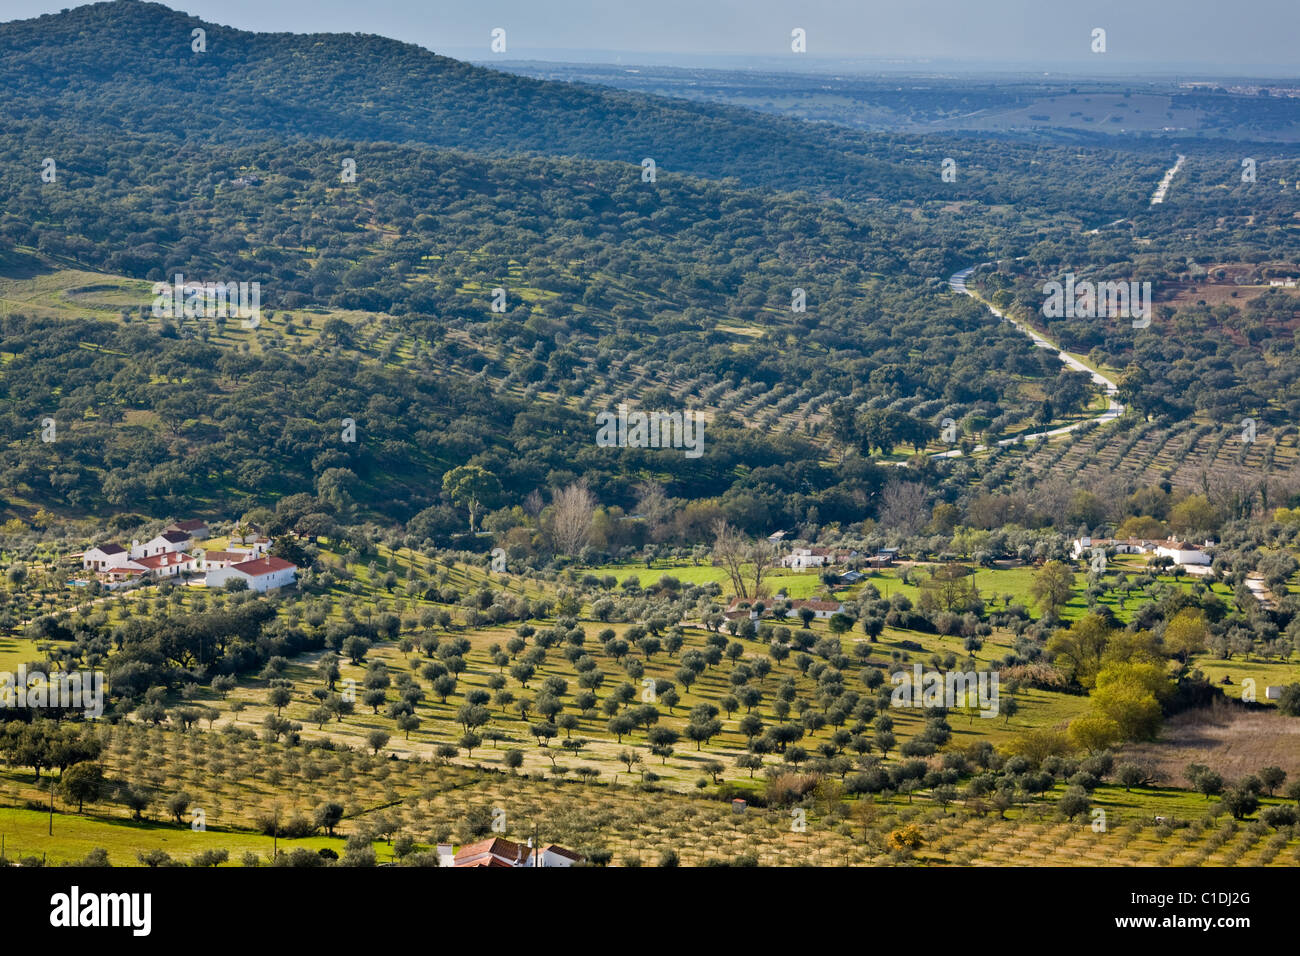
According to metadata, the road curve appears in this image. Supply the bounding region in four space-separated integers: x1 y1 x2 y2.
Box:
928 265 1124 459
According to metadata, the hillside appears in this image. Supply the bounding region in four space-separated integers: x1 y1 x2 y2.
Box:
0 0 929 203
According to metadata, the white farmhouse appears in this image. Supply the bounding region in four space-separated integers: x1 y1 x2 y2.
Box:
1154 541 1212 566
446 837 583 868
205 555 297 592
134 551 197 579
791 598 844 619
1070 537 1154 560
131 530 193 559
198 550 251 570
780 547 830 570
527 844 584 868
82 543 133 571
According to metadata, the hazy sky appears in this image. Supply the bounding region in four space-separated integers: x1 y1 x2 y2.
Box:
4 0 1298 74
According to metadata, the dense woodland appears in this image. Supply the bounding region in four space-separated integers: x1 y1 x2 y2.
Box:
981 153 1300 424
0 1 1297 548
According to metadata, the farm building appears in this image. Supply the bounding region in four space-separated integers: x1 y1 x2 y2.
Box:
1071 537 1213 566
779 547 858 570
133 551 197 579
81 543 132 571
1154 541 1212 566
204 555 297 592
439 838 583 868
132 530 193 559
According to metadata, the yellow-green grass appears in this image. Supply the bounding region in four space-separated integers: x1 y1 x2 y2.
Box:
0 635 41 673
0 806 358 866
587 561 829 599
1191 657 1299 703
0 252 405 358
0 265 151 320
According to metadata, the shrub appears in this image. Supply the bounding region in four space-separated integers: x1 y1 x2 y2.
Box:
77 848 111 867
764 772 822 808
1260 805 1297 828
271 848 327 867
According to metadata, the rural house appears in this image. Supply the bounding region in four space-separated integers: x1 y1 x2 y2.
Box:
81 543 132 571
779 547 858 571
1071 536 1213 567
1154 541 1212 566
440 837 583 868
132 530 193 559
788 598 845 619
133 551 197 579
204 555 297 592
725 597 845 621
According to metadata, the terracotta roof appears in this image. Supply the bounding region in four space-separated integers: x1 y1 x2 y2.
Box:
92 543 126 555
231 555 296 577
135 551 194 569
202 551 246 563
158 530 192 544
454 837 530 867
457 856 518 867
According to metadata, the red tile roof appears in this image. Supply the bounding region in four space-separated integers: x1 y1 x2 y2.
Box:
202 551 247 563
454 837 530 867
134 551 194 569
457 856 518 867
231 555 296 577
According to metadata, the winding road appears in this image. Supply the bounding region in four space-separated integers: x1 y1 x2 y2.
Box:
928 265 1124 459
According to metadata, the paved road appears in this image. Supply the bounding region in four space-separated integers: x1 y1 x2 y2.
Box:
1150 154 1186 205
922 266 1124 460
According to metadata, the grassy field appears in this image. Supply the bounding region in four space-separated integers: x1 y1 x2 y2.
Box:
0 806 345 866
592 560 830 599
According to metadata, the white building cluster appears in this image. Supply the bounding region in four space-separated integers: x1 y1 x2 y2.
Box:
79 519 297 592
1070 536 1213 567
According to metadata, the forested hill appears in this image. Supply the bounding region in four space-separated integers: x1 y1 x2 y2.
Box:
0 2 1183 533
0 0 931 203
